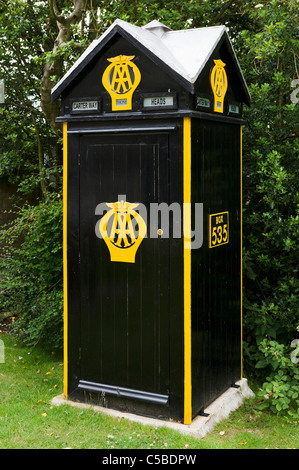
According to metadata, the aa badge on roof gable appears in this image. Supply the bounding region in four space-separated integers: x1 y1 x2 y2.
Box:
210 59 228 113
102 55 141 111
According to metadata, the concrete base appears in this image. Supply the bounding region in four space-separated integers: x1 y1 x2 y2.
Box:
51 378 254 439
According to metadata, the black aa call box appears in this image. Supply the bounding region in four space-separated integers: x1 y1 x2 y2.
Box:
52 19 250 424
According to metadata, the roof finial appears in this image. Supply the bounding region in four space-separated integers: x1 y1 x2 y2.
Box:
142 20 172 38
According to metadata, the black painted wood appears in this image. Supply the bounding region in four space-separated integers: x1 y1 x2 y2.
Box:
191 119 241 417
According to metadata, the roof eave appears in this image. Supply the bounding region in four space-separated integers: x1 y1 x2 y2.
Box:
225 31 251 106
51 21 251 106
51 22 195 102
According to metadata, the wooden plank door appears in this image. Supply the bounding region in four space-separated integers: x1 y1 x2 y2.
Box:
78 131 170 405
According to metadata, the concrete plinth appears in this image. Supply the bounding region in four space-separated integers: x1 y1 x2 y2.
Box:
51 378 254 439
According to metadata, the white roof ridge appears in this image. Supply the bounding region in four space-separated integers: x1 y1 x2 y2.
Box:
166 24 226 33
161 25 226 83
113 19 192 81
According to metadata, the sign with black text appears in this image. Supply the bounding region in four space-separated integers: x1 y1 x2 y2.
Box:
209 211 229 248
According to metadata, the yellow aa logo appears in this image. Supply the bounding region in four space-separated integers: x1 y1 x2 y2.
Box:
210 59 228 113
109 58 134 94
102 55 141 111
99 200 146 263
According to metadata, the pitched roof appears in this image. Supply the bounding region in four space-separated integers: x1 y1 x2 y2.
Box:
51 18 250 105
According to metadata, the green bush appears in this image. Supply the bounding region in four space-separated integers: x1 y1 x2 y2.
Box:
0 196 63 348
255 338 299 417
238 0 299 416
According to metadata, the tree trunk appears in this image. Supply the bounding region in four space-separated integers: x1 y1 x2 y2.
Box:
40 0 86 136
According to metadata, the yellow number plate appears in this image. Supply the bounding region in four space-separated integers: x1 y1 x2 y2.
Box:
209 211 229 248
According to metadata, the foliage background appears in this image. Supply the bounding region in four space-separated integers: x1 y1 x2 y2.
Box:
0 0 298 416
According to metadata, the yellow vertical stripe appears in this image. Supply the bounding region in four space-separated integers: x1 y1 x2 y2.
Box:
240 125 243 380
183 117 192 424
63 121 68 398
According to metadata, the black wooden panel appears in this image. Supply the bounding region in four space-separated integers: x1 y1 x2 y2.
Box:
167 122 185 419
66 134 81 395
65 118 186 421
191 119 241 416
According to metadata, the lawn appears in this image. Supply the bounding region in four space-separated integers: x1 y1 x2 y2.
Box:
0 333 298 450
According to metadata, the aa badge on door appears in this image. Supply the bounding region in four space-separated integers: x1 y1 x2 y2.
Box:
99 200 146 263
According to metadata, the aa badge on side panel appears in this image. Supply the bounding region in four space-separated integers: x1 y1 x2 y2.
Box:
210 59 228 113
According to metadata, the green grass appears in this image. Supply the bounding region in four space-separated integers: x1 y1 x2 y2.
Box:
0 333 298 449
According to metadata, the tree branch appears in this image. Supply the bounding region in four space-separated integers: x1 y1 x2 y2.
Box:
32 112 48 199
212 0 241 24
49 0 86 26
49 0 67 24
68 0 87 24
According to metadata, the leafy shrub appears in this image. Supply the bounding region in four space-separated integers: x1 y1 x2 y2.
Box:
239 1 299 416
0 196 63 348
255 338 299 417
